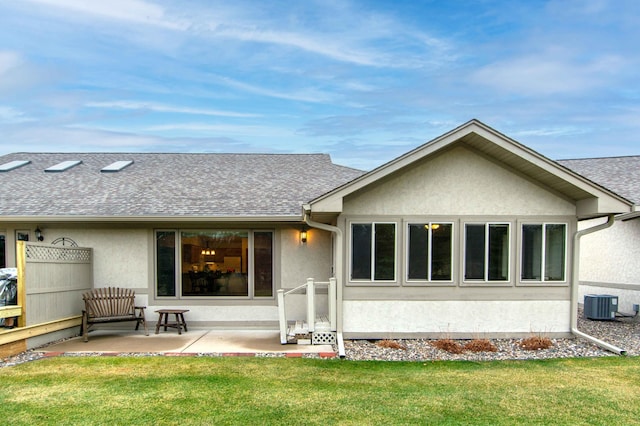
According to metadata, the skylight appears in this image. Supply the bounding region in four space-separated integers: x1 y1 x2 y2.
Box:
44 160 82 172
101 160 134 173
0 160 30 172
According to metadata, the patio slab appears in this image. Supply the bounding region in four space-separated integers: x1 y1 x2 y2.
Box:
36 329 335 355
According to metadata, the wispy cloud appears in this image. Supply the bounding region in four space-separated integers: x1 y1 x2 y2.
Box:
213 75 336 104
1 1 639 169
471 52 626 96
211 26 383 68
22 0 450 69
24 0 187 30
0 106 34 124
86 101 260 118
0 51 22 75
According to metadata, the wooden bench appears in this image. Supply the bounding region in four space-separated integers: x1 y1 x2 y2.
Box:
81 287 148 342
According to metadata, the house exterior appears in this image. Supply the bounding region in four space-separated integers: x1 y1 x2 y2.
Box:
558 156 640 313
0 120 633 343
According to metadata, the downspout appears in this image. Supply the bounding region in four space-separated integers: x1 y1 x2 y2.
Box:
303 210 346 358
571 214 626 355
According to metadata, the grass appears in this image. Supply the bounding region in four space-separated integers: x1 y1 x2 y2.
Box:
2 356 640 425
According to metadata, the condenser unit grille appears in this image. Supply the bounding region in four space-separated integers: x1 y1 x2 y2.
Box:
584 294 618 320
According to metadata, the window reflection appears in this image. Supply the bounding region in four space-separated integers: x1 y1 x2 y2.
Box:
182 231 249 296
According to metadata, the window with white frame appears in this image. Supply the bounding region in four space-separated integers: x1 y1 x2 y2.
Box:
464 223 510 281
521 223 567 282
407 223 453 281
351 222 396 281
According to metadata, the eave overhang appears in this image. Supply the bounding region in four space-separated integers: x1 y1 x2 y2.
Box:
0 215 304 224
307 119 633 219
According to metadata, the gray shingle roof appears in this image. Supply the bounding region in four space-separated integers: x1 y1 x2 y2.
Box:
0 153 364 218
558 156 640 205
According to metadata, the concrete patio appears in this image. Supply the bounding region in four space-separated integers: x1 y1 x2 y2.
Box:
35 329 336 357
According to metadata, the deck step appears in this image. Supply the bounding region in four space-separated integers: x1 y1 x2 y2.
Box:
288 320 309 336
287 318 336 345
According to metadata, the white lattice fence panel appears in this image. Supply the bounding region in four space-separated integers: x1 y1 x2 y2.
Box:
25 244 91 263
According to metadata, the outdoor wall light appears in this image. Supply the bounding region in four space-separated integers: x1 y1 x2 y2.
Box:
35 227 44 241
300 228 308 244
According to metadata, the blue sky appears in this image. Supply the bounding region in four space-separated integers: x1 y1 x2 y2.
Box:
0 0 638 170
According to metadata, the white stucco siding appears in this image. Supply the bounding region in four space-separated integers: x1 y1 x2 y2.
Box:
47 228 149 289
147 304 278 324
578 218 640 313
280 228 333 288
579 218 640 285
343 300 571 338
342 146 576 217
279 228 333 320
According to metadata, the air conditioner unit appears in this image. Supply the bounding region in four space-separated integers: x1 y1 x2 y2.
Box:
584 294 618 320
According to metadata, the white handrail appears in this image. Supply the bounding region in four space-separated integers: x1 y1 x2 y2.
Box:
282 280 331 296
277 289 288 344
307 278 315 333
328 277 336 331
277 277 336 344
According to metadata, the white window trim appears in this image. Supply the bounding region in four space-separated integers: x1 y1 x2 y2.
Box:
520 222 568 284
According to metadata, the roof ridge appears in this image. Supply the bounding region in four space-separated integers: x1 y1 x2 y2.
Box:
3 152 330 156
557 154 640 162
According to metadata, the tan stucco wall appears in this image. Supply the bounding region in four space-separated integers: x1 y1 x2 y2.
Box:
30 225 333 326
338 145 578 335
343 146 576 216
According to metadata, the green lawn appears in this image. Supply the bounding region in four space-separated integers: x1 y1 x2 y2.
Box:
2 356 639 425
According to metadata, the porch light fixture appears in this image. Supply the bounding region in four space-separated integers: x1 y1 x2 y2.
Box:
300 228 308 244
35 227 44 241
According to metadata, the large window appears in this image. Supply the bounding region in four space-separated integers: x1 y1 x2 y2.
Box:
155 230 273 298
351 223 396 281
464 223 510 281
521 224 566 282
408 223 453 281
156 231 176 297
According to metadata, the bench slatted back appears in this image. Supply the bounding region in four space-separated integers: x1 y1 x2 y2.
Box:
83 287 136 319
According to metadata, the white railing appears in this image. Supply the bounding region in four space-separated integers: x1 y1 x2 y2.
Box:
277 277 336 344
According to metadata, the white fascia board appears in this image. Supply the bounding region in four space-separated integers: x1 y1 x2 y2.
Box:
576 197 632 219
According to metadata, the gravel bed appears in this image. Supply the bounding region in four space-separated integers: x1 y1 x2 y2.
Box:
2 308 638 367
342 310 639 362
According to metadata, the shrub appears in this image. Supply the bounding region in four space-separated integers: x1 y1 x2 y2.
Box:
464 339 497 352
376 339 407 350
520 336 553 350
432 339 465 354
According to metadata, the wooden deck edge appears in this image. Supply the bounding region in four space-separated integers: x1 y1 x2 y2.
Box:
0 316 82 346
0 305 22 319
